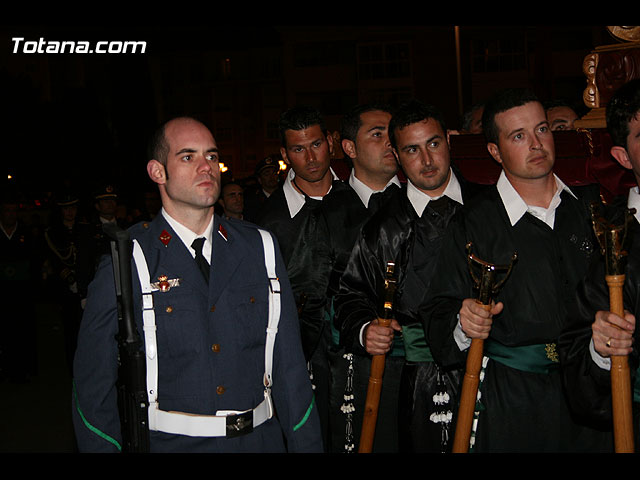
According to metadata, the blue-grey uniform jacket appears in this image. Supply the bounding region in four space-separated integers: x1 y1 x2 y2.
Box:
72 213 322 452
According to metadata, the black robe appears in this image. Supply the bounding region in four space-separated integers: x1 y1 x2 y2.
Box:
420 181 612 452
559 194 640 448
256 179 372 360
332 175 482 453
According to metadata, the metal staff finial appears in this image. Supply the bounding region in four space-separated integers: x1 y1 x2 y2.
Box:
590 202 636 276
465 242 518 305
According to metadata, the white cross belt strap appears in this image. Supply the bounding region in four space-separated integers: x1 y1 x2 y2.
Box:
131 227 280 438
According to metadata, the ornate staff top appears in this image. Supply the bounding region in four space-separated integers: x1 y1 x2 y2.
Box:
465 242 518 306
590 203 636 276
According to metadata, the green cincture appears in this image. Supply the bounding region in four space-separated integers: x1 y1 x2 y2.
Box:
484 339 560 374
402 323 434 363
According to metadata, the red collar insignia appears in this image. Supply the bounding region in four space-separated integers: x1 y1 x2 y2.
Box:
159 229 172 247
218 224 228 241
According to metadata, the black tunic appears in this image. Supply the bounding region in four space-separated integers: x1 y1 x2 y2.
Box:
256 177 373 452
256 179 370 360
421 182 612 452
332 176 481 452
559 195 640 448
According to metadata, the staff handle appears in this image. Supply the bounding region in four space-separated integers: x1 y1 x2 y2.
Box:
606 273 635 453
358 315 392 453
452 301 490 453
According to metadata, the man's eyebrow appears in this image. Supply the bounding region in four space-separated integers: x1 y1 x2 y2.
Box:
287 137 324 148
401 133 441 148
506 120 548 138
175 147 218 155
366 125 387 133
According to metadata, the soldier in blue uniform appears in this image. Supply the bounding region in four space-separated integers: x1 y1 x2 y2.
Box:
72 116 322 453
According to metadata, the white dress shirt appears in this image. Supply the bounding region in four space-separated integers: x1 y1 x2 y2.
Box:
161 207 214 264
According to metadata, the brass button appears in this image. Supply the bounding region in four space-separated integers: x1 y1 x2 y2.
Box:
216 386 225 395
211 343 220 353
165 306 173 313
210 305 216 312
249 296 255 303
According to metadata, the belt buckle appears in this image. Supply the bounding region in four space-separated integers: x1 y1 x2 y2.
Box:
225 410 253 438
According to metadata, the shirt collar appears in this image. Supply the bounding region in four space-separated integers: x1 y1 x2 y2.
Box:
348 169 401 207
406 168 463 217
627 186 640 224
496 170 576 227
283 167 339 218
161 207 214 263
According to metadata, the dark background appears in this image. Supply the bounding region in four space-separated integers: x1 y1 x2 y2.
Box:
1 24 612 210
0 21 622 455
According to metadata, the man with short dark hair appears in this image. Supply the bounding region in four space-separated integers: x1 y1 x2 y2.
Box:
218 182 244 220
72 116 322 453
544 99 580 131
257 106 367 451
340 104 401 208
334 99 477 452
421 88 610 452
559 78 640 450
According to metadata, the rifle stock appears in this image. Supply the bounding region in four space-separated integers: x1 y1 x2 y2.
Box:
104 223 150 453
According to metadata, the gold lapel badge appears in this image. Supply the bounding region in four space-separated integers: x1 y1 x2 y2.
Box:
151 275 181 292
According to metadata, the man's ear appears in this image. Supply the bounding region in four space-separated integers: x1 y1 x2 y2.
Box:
326 132 334 157
147 159 167 185
611 146 632 170
279 147 290 165
487 142 502 165
342 139 356 159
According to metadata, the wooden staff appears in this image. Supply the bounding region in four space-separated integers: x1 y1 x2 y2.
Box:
452 243 517 453
358 262 397 453
592 206 635 453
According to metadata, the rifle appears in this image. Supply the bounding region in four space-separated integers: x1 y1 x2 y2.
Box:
358 262 397 453
452 243 516 453
103 223 150 453
591 204 635 453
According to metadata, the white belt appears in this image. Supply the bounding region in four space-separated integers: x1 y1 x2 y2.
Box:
131 227 281 437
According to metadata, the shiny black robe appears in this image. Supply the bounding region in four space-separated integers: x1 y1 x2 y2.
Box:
559 196 640 448
421 183 612 452
256 178 376 451
332 177 481 453
256 179 370 360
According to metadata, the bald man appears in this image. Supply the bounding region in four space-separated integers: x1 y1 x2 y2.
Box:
72 117 322 453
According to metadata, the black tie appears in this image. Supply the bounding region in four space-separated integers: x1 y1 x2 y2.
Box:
191 237 210 284
428 196 451 216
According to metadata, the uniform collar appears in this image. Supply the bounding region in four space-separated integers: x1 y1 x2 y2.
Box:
348 169 401 208
406 168 463 217
161 207 214 263
496 170 576 228
283 167 339 218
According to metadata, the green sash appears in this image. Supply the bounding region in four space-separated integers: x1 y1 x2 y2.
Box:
484 339 560 374
402 323 433 362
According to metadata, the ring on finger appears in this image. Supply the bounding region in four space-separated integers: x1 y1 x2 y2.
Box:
606 338 612 348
